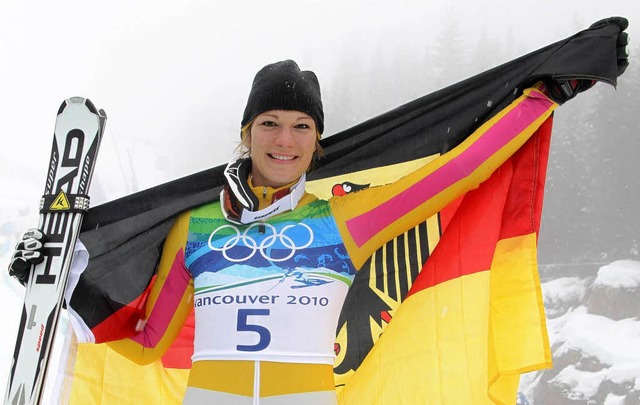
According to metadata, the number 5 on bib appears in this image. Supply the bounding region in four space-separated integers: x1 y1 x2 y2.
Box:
236 309 271 352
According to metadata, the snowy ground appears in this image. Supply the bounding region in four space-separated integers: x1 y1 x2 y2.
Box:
518 261 640 404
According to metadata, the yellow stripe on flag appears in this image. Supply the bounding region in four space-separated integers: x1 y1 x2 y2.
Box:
488 234 552 404
68 342 188 404
338 233 550 405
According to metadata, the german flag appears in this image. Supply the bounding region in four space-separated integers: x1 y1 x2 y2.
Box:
336 119 552 404
61 19 626 404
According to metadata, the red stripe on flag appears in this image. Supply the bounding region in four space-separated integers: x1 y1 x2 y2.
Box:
500 116 552 240
91 275 156 343
407 165 511 296
407 118 553 296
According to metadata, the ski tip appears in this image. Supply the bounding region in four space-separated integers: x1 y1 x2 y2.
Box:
59 97 99 115
68 96 85 105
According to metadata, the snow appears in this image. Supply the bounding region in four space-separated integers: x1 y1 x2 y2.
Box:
517 264 640 403
542 277 589 303
550 365 606 399
604 393 626 405
540 277 589 317
594 260 640 289
547 307 640 396
549 307 640 369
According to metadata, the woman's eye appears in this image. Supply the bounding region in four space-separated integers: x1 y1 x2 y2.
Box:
295 123 311 129
261 121 277 127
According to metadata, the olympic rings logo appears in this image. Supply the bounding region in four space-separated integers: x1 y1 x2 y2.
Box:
208 222 314 263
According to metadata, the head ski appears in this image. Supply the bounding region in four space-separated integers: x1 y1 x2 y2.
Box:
4 97 106 405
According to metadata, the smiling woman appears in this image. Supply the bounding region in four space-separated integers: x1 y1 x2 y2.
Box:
239 60 325 188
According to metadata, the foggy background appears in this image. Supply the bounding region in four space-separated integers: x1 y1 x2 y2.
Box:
0 0 638 403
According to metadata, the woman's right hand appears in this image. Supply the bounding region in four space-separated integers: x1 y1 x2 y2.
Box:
8 229 46 286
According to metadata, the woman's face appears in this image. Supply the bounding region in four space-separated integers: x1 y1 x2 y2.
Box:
248 110 317 188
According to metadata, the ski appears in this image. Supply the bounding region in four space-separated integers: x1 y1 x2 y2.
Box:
4 97 107 405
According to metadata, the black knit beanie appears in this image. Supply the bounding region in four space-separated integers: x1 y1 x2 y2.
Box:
241 60 324 135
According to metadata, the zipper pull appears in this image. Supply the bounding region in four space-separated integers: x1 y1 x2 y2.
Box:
259 187 267 234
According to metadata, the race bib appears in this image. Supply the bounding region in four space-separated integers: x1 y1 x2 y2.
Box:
187 211 357 364
193 275 349 363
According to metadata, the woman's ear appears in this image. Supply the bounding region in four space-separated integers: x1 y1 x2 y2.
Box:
239 124 252 155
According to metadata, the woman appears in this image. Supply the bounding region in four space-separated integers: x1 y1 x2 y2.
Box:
102 60 561 404
12 60 562 404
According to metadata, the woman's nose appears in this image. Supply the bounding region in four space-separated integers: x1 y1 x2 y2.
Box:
274 127 295 146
